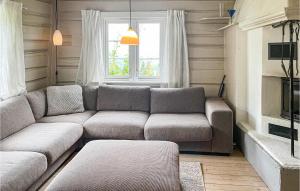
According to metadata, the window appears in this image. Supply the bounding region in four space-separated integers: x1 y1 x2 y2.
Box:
138 23 160 78
108 23 130 77
104 12 165 82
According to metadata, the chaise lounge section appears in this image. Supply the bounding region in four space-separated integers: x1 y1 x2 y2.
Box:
144 87 233 153
0 95 83 190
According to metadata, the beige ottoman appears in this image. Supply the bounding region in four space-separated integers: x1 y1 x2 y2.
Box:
47 140 181 191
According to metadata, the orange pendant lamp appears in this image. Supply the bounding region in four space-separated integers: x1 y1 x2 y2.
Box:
53 0 63 46
120 0 139 45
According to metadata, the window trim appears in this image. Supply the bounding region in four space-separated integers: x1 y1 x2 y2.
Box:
102 11 166 83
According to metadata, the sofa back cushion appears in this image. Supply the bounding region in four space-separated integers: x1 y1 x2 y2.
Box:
47 85 85 116
0 95 35 140
97 85 150 112
82 86 98 110
150 87 205 114
26 89 47 120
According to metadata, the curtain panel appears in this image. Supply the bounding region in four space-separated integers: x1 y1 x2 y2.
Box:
163 10 189 88
0 0 26 100
76 10 104 85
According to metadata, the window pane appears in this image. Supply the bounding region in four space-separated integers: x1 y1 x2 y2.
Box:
138 23 160 78
108 23 129 77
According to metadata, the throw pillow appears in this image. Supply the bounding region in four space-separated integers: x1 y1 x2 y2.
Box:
47 85 84 116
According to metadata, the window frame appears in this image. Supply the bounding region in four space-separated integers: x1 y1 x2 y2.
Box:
102 12 166 83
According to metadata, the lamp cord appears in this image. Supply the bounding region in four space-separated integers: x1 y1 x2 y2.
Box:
55 0 58 30
281 23 289 78
281 21 300 77
129 0 132 27
287 22 299 76
295 22 299 75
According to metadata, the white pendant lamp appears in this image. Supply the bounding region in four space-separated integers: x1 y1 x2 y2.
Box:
120 0 139 45
53 0 63 46
53 29 63 46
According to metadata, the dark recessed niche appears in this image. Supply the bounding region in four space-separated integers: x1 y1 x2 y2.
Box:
269 123 298 141
268 42 298 60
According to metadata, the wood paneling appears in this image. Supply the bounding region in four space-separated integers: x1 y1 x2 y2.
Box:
56 0 235 96
189 45 224 58
191 70 224 84
26 67 48 82
20 0 52 91
23 0 51 16
24 40 49 51
59 1 234 12
26 78 48 91
23 26 50 41
25 52 48 68
56 67 78 83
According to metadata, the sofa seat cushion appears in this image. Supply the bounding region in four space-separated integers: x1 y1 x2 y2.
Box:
144 113 212 142
0 151 47 191
0 123 83 164
38 111 96 125
84 111 149 140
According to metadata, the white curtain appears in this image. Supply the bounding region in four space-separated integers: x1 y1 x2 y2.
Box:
163 10 189 88
0 0 26 100
76 10 104 85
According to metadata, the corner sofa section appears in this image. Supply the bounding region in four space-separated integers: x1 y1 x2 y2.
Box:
0 85 233 191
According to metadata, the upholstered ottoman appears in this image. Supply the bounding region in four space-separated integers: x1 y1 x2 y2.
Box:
47 140 181 191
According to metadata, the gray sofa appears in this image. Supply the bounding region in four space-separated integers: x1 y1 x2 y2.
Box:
0 85 233 191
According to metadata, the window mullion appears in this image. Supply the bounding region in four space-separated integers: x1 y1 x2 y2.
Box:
130 20 138 81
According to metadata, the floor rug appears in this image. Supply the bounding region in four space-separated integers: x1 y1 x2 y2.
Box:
180 161 205 191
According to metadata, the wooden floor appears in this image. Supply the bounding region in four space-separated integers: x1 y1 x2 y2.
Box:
41 149 269 191
180 149 270 191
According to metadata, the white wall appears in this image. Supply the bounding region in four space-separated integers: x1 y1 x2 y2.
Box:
55 0 235 97
246 28 263 132
225 26 263 131
224 25 248 122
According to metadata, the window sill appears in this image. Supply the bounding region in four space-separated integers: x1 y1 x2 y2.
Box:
103 80 167 87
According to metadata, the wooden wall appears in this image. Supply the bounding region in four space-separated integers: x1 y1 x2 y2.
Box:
22 0 53 91
56 0 235 96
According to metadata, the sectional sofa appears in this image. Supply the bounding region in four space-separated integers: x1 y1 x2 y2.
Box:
0 85 233 191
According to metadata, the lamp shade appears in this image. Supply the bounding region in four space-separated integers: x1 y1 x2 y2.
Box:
53 29 63 46
120 27 139 45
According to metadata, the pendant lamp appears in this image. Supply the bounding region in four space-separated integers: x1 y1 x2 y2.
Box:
120 0 139 45
53 0 63 46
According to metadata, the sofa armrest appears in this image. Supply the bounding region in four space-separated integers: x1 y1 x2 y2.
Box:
205 98 233 154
